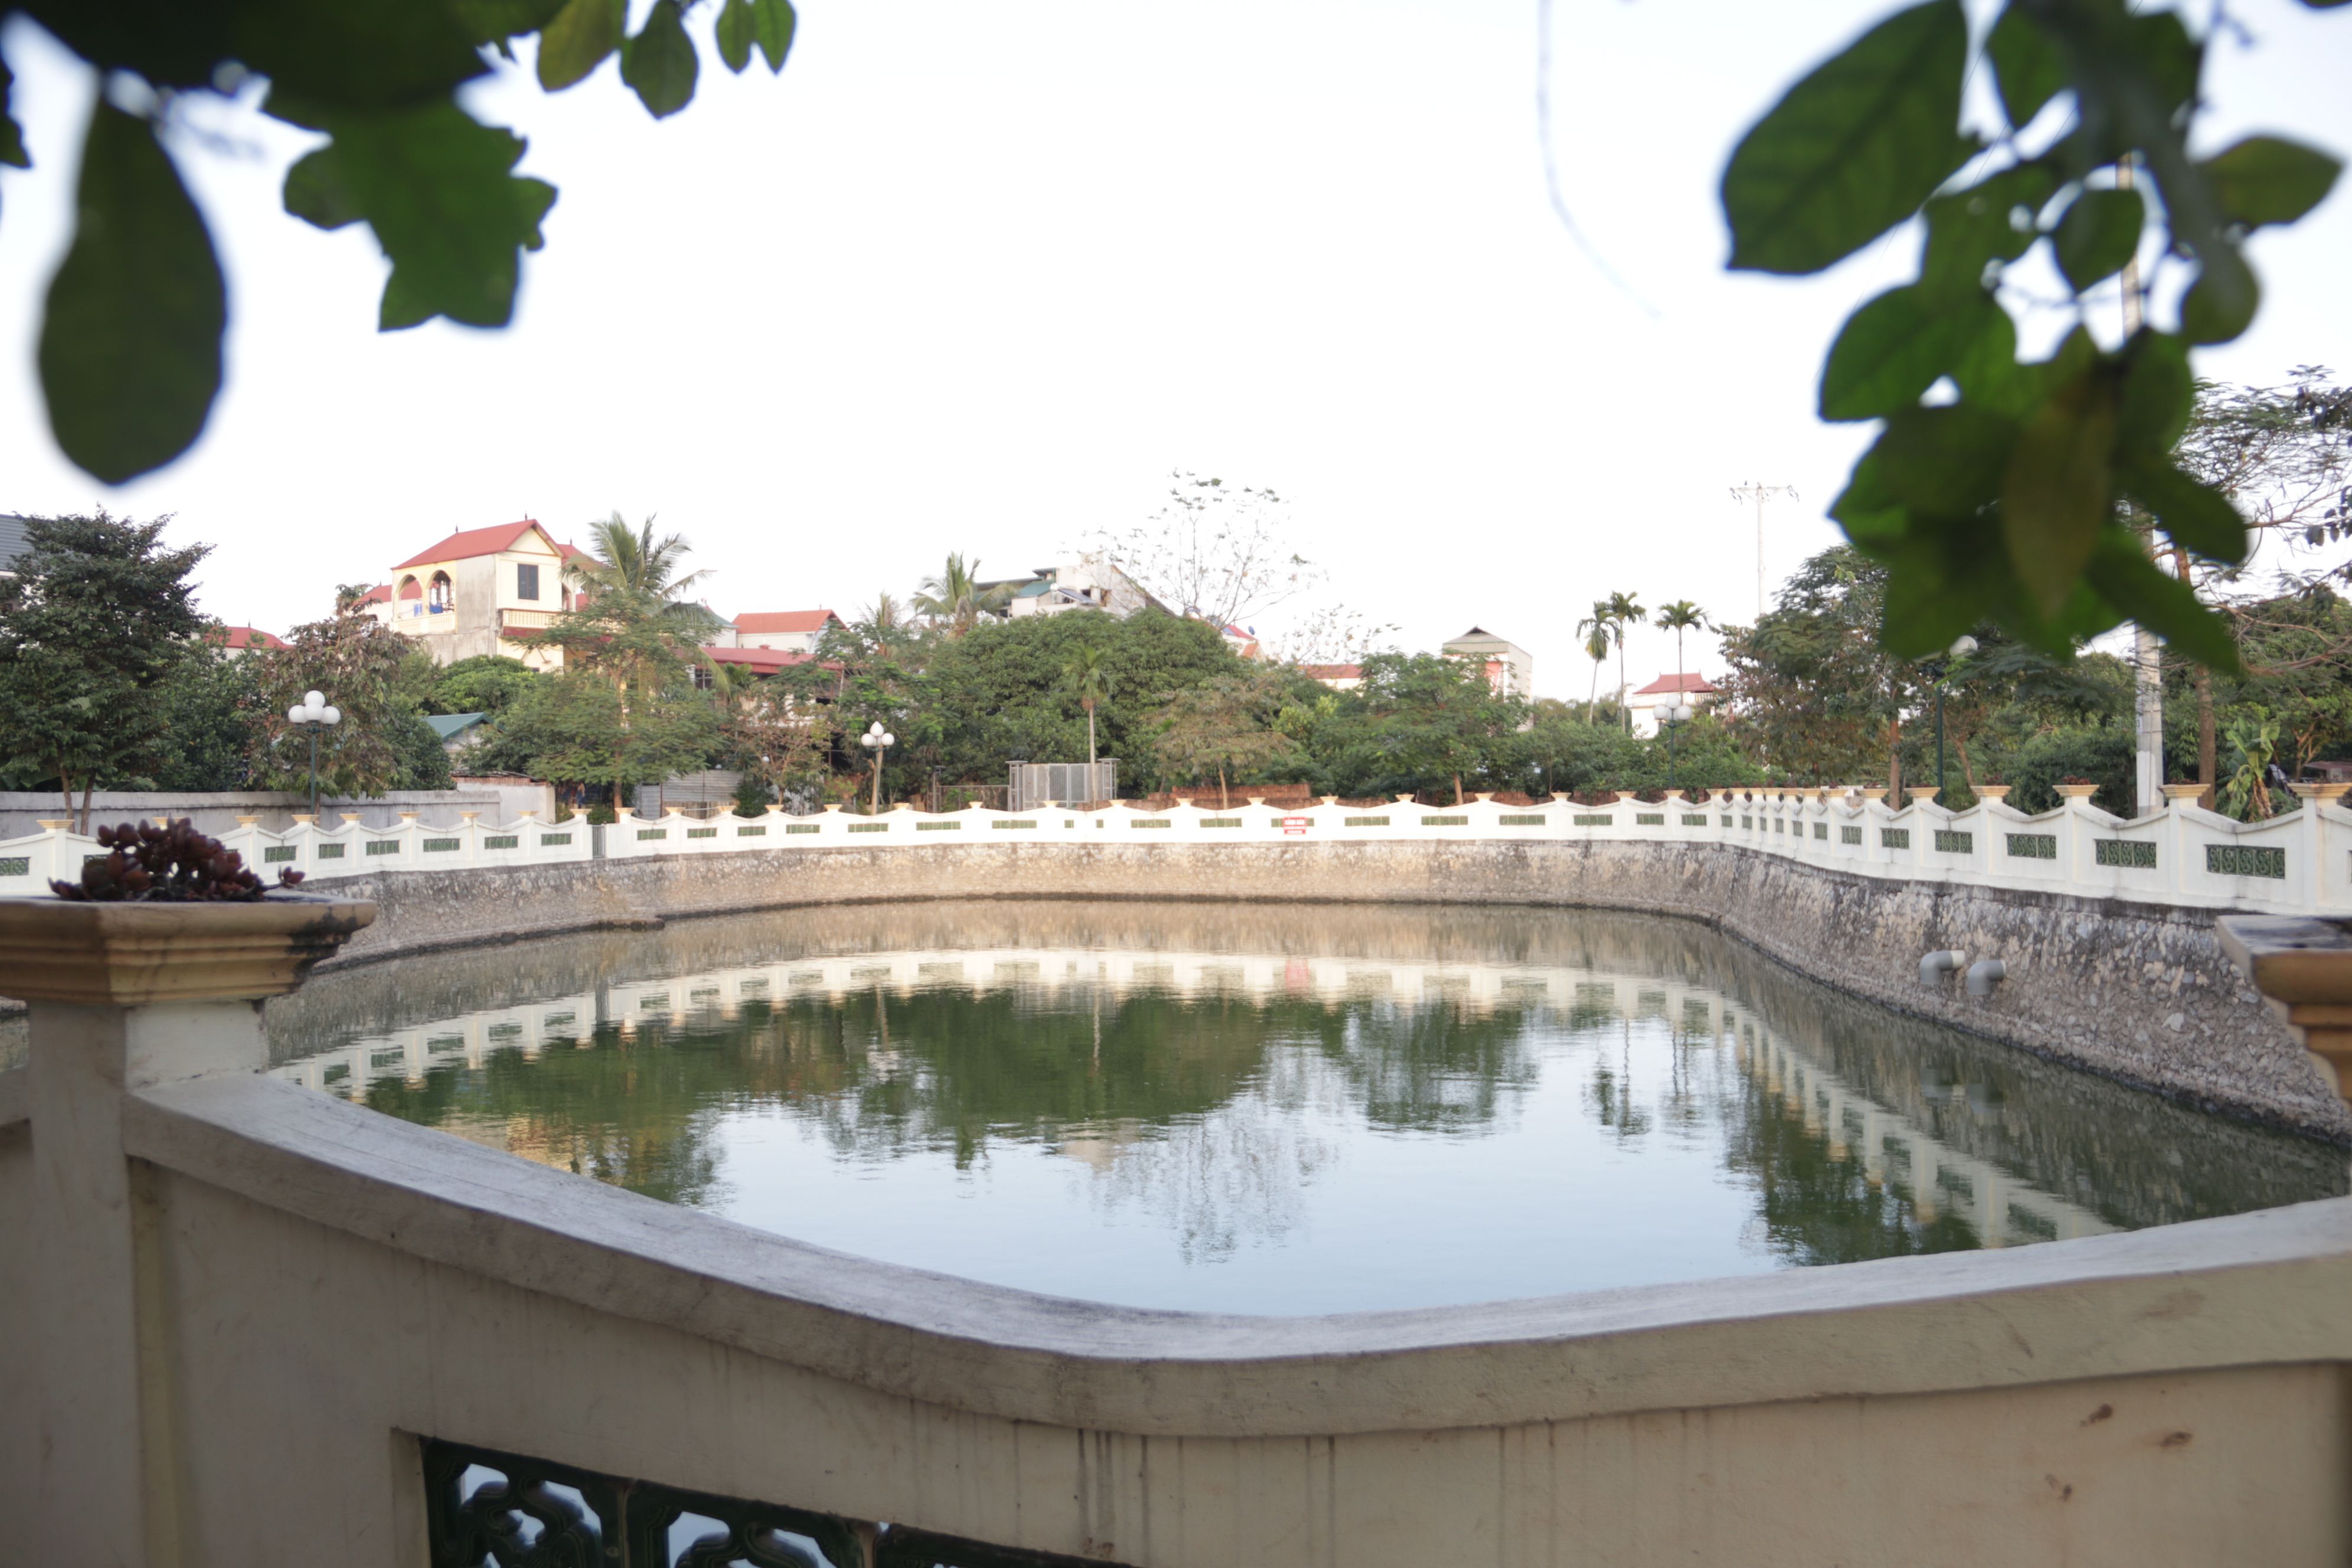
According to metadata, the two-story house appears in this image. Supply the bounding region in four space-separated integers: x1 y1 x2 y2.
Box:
1440 626 1534 700
362 520 583 669
727 609 843 653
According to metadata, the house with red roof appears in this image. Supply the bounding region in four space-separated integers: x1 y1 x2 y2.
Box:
211 625 286 658
1626 672 1722 736
364 520 579 670
727 609 843 655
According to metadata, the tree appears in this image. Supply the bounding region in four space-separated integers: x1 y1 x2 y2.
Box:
245 611 451 797
427 655 544 716
912 554 1012 637
563 512 723 629
1601 591 1646 731
1656 601 1708 682
480 670 718 807
0 511 208 829
11 0 796 484
1061 644 1117 769
1574 603 1615 724
1719 548 1911 788
1321 653 1527 804
148 633 263 792
1724 0 2343 670
1148 673 1301 809
1097 472 1321 632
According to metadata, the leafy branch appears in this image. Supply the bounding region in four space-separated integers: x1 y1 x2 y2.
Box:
1722 0 2344 674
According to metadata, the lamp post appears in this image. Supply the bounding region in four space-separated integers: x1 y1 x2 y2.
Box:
1654 700 1694 787
860 720 895 815
284 689 342 819
1930 635 1978 798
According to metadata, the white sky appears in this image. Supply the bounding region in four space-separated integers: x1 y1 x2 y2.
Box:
2 0 2347 700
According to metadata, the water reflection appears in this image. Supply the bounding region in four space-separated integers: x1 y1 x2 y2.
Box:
263 902 2347 1312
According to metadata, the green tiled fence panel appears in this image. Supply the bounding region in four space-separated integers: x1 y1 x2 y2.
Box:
0 857 27 877
1200 818 1244 828
482 835 519 850
636 828 667 841
687 827 718 839
2096 838 2157 868
1720 815 1733 827
1636 812 1665 826
1422 814 1469 827
1773 819 1785 833
366 839 401 855
423 838 462 853
1812 822 1828 839
736 825 766 836
316 841 346 858
1683 814 1710 827
1841 825 1863 845
918 821 964 831
263 845 297 863
1933 831 1973 854
1881 828 1910 850
1740 815 1753 829
1131 819 1172 829
1498 814 1547 825
539 832 573 847
848 822 889 834
786 823 821 834
1574 814 1613 826
2207 843 2285 878
1345 815 1392 827
2007 833 2057 860
991 819 1038 829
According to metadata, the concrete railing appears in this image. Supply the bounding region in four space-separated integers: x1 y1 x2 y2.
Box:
6 785 2349 914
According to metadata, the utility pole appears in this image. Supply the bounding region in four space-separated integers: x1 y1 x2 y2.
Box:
1729 482 1799 619
2120 158 2164 820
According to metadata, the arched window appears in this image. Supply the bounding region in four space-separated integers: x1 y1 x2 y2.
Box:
429 571 454 612
397 576 422 619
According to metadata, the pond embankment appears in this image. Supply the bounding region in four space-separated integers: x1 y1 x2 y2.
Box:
305 838 2351 1142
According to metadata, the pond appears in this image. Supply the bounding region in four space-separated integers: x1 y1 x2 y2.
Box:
263 900 2348 1315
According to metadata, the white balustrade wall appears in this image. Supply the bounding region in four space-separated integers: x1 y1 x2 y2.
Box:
1 786 2345 914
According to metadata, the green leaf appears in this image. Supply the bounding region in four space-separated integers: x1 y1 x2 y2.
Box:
2114 330 2191 458
1720 0 1975 275
231 0 486 110
1880 548 1987 656
447 0 567 44
2201 136 2343 228
2052 186 2144 292
290 103 557 329
2118 458 2248 563
2000 368 2116 615
1819 285 2007 421
1829 453 1910 549
0 55 28 169
1985 6 2066 128
537 0 625 90
2084 531 2242 675
37 102 225 484
750 0 797 72
716 0 755 72
1877 403 2019 514
622 0 700 118
2180 245 2259 345
1919 161 2054 295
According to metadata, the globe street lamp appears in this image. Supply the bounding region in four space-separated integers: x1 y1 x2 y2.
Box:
1654 700 1694 787
1930 635 1979 799
285 689 342 819
860 720 895 815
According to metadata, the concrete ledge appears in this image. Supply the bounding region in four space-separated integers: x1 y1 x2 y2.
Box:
302 838 2352 1142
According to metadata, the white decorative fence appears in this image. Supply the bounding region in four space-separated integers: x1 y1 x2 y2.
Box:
3 785 2347 914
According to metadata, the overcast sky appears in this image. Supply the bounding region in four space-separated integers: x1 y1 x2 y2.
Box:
2 0 2347 700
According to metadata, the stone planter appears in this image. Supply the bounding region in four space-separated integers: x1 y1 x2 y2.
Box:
2054 783 2101 801
0 894 377 1006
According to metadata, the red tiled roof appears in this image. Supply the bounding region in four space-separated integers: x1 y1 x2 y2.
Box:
351 583 392 606
393 520 555 570
733 609 841 633
1633 672 1719 695
705 645 818 670
1301 663 1363 680
216 626 286 650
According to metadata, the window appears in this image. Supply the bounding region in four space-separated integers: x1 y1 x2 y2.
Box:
517 562 540 600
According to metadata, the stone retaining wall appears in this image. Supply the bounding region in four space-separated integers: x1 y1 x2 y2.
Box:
312 838 2352 1142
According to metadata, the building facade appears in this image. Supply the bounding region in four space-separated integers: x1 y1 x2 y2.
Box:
363 520 581 670
1440 627 1534 700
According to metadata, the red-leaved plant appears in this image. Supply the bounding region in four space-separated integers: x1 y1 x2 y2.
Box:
51 819 305 902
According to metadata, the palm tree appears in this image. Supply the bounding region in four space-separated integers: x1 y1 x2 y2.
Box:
1602 590 1647 730
565 511 726 635
857 592 909 662
1060 643 1116 768
1575 601 1615 724
1656 600 1707 687
912 553 1012 637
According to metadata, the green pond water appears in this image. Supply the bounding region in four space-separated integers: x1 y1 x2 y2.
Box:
260 900 2348 1314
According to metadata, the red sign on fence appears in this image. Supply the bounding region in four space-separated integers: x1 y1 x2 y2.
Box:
1281 816 1311 836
